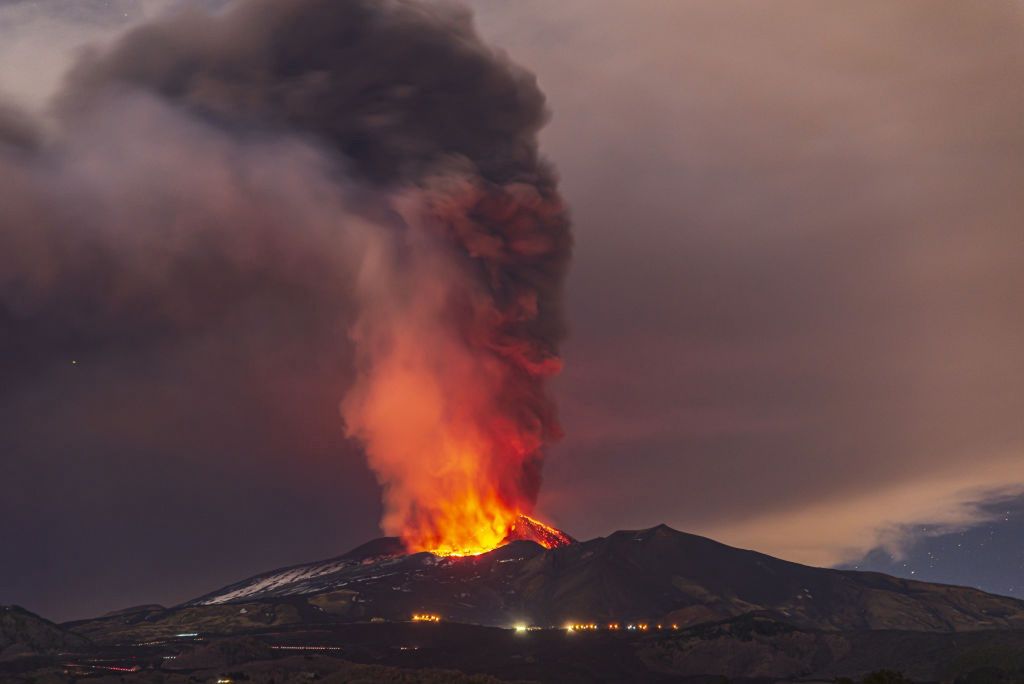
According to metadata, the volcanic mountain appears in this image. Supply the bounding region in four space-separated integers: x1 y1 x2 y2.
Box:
154 523 1024 635
49 525 1024 682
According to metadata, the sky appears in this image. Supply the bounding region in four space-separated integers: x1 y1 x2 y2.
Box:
2 0 1023 621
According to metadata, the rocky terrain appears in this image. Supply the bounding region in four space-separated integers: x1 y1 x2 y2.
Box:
0 605 89 660
181 524 1024 633
6 524 1024 682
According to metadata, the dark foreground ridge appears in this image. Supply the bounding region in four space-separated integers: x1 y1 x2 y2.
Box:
6 525 1024 682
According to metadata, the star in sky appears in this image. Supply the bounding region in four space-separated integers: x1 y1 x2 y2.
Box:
844 494 1024 597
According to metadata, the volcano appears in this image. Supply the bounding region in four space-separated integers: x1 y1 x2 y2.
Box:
40 525 1024 682
139 523 1024 634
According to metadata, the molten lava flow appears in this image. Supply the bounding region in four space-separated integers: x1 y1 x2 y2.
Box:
422 512 574 557
503 514 576 549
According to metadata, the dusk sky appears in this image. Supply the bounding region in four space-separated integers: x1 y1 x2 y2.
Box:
3 0 1023 622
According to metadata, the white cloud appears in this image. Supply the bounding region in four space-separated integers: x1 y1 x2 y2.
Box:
700 452 1024 567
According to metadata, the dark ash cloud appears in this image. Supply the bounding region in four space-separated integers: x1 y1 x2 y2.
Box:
2 0 567 618
60 0 549 185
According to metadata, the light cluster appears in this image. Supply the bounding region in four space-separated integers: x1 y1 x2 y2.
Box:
411 613 442 623
565 622 680 632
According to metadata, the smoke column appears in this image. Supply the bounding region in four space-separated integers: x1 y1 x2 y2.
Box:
5 0 571 555
342 169 569 555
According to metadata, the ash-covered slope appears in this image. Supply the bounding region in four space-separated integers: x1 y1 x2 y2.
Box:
181 525 1024 633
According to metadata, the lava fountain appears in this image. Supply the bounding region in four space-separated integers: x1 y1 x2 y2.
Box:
342 177 572 557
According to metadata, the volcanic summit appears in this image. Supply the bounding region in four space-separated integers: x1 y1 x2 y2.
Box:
501 515 576 549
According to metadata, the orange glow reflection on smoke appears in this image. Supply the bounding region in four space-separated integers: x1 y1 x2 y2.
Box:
341 180 567 559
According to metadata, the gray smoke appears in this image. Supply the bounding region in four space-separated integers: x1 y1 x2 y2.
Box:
1 0 570 553
60 0 549 185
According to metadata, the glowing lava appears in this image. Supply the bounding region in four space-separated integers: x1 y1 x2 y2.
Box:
420 513 574 558
340 179 571 563
503 514 575 550
402 488 521 558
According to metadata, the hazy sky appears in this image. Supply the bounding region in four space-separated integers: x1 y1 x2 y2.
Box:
2 0 1023 620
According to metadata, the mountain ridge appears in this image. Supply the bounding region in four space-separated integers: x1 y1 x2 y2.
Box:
0 605 90 659
176 523 1024 634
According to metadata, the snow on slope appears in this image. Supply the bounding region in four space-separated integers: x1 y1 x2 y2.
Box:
189 538 415 605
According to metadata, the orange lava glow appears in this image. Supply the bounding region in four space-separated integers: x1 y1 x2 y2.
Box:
340 180 570 559
406 489 520 557
419 512 570 557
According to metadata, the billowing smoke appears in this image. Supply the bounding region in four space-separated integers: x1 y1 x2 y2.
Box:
2 0 569 555
341 170 569 555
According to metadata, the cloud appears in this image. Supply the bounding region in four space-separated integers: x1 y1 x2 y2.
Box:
468 0 1024 562
701 453 1024 566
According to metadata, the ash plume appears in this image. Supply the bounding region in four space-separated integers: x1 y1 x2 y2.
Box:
2 0 570 555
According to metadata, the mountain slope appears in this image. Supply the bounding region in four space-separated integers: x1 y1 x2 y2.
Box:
0 606 89 658
181 524 1024 633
